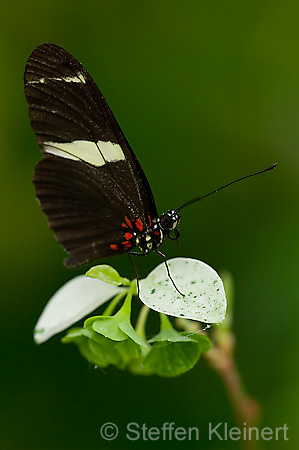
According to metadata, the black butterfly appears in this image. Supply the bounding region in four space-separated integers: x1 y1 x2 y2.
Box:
24 44 276 271
24 43 181 269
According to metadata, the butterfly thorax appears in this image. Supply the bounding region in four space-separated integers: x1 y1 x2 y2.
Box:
135 218 164 253
114 210 180 255
135 210 181 253
115 215 164 254
133 210 181 254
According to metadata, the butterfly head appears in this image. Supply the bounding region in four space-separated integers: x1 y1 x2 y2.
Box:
159 210 181 239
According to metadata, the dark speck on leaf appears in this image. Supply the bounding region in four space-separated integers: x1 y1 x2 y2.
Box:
151 289 156 294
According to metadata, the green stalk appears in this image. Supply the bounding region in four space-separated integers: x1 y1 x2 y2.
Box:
135 305 150 339
102 290 127 316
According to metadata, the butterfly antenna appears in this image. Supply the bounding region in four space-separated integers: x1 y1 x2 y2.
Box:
176 163 277 212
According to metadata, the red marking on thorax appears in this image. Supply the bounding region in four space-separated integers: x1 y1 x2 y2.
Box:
125 216 133 229
125 232 133 240
135 219 143 231
148 214 152 227
154 230 160 236
110 244 119 251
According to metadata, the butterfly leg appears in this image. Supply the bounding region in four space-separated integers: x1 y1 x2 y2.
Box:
154 250 185 297
127 250 148 298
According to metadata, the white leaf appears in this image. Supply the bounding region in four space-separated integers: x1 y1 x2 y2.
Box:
34 275 124 344
139 257 226 323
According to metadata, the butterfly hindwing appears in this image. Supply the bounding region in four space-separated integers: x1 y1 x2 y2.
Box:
34 155 132 266
24 43 158 266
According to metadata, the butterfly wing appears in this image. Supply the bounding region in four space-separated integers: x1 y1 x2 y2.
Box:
24 43 157 267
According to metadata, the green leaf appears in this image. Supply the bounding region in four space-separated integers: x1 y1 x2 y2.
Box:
128 348 154 376
85 316 128 341
88 337 121 366
79 338 111 368
148 314 198 343
61 327 92 343
61 329 108 367
118 320 150 348
129 313 212 377
63 325 143 369
139 257 227 324
114 338 142 369
86 264 130 286
84 290 149 348
180 332 212 353
143 340 203 377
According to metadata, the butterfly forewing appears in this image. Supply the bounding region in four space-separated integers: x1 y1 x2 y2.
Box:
24 43 158 267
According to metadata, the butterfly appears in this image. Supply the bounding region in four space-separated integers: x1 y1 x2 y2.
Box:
24 44 276 272
24 43 183 269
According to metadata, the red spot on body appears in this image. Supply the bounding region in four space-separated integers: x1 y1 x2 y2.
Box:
125 232 133 240
122 222 128 228
122 241 132 248
125 216 133 229
135 219 143 231
110 244 119 251
148 214 152 227
154 230 160 236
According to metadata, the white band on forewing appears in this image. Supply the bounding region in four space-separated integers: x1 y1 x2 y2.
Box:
44 140 125 166
27 72 86 84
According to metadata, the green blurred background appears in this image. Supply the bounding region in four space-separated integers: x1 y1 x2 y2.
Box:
1 1 298 449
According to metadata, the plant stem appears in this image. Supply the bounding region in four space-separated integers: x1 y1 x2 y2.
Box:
176 317 261 450
135 305 150 340
204 331 261 450
103 290 127 316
